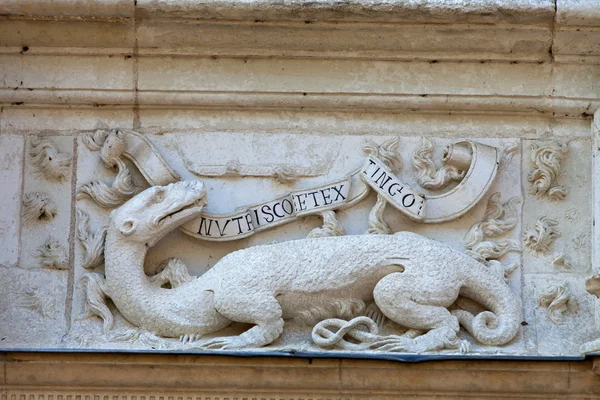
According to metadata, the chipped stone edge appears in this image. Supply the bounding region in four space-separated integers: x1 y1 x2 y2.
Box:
0 0 557 24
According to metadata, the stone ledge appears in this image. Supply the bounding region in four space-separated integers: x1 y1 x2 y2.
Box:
0 0 134 19
557 0 600 26
1 90 598 118
2 352 600 399
1 0 556 24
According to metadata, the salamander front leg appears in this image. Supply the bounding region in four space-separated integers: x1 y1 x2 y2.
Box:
196 291 284 350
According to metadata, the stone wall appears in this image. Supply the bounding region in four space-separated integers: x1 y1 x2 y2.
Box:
1 0 600 397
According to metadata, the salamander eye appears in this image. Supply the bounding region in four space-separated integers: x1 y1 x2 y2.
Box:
153 187 165 203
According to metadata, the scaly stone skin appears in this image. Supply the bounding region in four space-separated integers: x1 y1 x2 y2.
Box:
104 180 521 352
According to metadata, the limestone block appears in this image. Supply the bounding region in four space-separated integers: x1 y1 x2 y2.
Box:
137 57 552 97
0 55 134 91
136 19 552 61
68 133 129 344
0 20 135 51
522 139 592 275
0 135 24 267
0 267 68 347
0 56 23 89
0 108 134 133
557 0 600 26
553 64 600 100
1 0 599 360
19 135 73 271
0 135 73 348
136 0 555 24
0 0 134 18
137 109 592 139
523 275 597 356
554 28 600 61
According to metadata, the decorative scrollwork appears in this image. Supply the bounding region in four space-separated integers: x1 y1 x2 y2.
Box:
527 142 569 201
29 136 72 182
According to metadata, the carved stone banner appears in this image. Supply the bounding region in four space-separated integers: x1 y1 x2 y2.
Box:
361 157 426 220
180 177 352 240
84 130 501 240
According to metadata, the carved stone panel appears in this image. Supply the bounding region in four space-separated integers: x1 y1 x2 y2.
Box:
1 121 596 359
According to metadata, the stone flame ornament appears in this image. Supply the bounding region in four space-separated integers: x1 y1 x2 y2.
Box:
527 142 569 201
22 192 57 224
29 136 72 182
523 217 560 255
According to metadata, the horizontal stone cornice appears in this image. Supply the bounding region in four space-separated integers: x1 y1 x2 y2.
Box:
0 0 559 24
1 89 598 118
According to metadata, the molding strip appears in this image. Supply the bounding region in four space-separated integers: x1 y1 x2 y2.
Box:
1 90 597 117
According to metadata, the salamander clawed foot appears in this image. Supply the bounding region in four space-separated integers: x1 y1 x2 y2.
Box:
179 333 202 344
368 335 416 352
195 336 247 350
368 326 467 354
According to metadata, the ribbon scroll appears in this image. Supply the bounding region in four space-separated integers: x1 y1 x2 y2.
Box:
90 130 499 241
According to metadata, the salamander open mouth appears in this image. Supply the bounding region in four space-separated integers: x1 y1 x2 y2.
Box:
157 197 206 225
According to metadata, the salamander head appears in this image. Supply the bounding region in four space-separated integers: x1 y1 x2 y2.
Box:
111 180 207 246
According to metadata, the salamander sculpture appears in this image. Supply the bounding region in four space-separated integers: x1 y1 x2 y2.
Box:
94 180 521 353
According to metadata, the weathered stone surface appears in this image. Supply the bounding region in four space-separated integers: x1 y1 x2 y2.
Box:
2 352 600 399
0 0 134 18
0 268 68 348
0 0 599 364
557 0 600 26
0 135 24 267
135 0 555 24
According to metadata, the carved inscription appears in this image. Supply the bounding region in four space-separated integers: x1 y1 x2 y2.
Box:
361 157 425 220
189 179 351 240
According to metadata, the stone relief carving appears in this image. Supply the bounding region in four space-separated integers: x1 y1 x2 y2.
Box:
551 253 572 270
78 272 113 333
76 208 107 269
564 207 580 222
77 180 521 353
186 158 305 185
82 129 110 152
581 276 600 353
537 283 578 324
572 233 587 250
366 194 392 235
78 130 143 208
363 138 403 175
14 287 55 318
412 137 465 190
363 138 402 235
307 210 346 238
22 192 57 224
108 329 166 349
77 158 139 208
149 258 196 288
584 275 600 298
176 132 340 187
527 142 569 201
35 238 68 270
4 127 594 358
29 135 72 182
497 141 519 175
312 316 381 351
523 217 560 255
462 193 520 279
